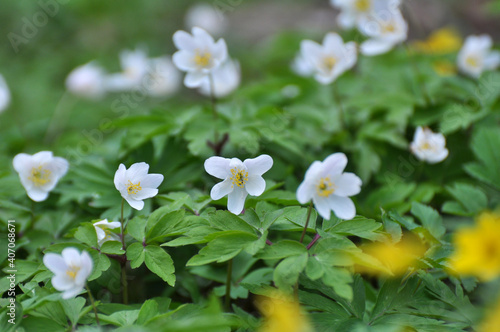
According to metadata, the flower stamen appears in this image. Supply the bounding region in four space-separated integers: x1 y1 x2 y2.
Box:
466 56 480 68
66 266 81 280
323 56 337 72
355 0 371 12
316 177 336 197
126 180 142 195
194 51 212 67
29 165 51 187
230 167 249 188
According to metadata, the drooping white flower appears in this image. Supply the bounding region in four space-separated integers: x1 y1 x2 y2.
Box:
93 219 122 247
410 127 449 164
185 3 228 37
330 0 401 30
291 53 315 77
43 247 93 299
13 151 69 202
172 27 228 88
0 74 11 113
143 56 181 97
198 58 240 98
204 155 273 215
297 153 362 220
114 162 164 210
300 33 357 85
105 48 150 92
65 62 107 99
457 35 500 78
358 9 408 56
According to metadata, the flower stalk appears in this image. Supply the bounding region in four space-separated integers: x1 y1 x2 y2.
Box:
300 202 314 244
224 258 233 312
86 284 101 327
120 198 129 305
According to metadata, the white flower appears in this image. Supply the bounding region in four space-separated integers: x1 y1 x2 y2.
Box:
65 62 107 99
105 48 150 92
291 53 315 77
114 162 164 210
300 33 357 85
198 58 240 98
172 27 228 88
144 56 181 97
13 151 69 202
93 219 122 247
297 153 362 220
331 0 401 30
43 248 93 299
359 9 408 56
457 35 500 78
185 3 228 37
410 127 449 164
204 155 273 215
0 74 11 113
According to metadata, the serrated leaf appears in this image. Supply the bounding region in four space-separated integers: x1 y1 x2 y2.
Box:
144 245 176 286
126 242 145 269
74 223 98 248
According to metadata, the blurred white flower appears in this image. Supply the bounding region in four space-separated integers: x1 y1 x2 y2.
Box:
114 162 164 210
297 153 362 220
359 10 408 56
43 248 93 299
144 56 181 97
65 62 107 99
13 151 69 202
105 48 150 92
185 3 228 37
410 126 449 164
291 53 315 77
204 155 273 215
173 27 228 88
198 58 240 98
0 74 11 113
331 0 401 30
300 33 357 85
93 219 121 247
457 35 500 78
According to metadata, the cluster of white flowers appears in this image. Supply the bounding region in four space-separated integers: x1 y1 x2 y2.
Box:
0 74 11 113
66 49 181 100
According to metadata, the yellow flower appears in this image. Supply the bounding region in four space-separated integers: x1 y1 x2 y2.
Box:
449 212 500 281
256 291 313 332
479 297 500 332
412 28 462 55
357 237 427 276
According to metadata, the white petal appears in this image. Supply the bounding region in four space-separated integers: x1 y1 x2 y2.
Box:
27 188 49 202
184 71 207 88
62 286 84 299
139 173 164 189
333 173 362 197
204 156 230 179
313 196 332 220
126 162 149 181
114 164 126 191
126 198 145 210
50 157 69 179
323 33 344 53
484 51 500 70
32 151 54 164
173 50 195 71
62 248 81 267
227 186 247 215
51 274 75 291
360 39 395 56
173 30 197 51
133 187 158 200
75 251 93 285
43 253 67 275
243 154 273 176
212 39 228 63
296 181 314 204
300 40 323 66
426 149 449 164
95 226 106 242
322 153 348 177
337 12 356 29
13 153 32 174
192 26 215 45
245 175 266 196
210 178 233 200
327 195 356 220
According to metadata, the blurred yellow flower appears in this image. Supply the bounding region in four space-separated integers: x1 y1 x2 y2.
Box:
432 61 457 76
256 292 313 332
357 237 427 276
449 212 500 281
413 28 462 55
479 297 500 332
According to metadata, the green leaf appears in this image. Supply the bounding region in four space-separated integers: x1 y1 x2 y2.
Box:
61 297 86 327
126 242 145 269
127 216 146 243
465 127 500 190
321 266 353 301
146 210 186 244
411 202 445 240
144 245 176 286
137 299 159 325
442 182 488 216
326 216 383 241
74 223 98 248
257 240 307 260
208 210 256 233
273 252 308 293
100 241 125 255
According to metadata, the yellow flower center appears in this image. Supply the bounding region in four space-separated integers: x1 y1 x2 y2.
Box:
316 177 335 197
355 0 371 12
194 51 212 67
421 142 432 150
230 167 248 188
382 23 396 33
66 266 81 280
323 56 337 72
126 180 142 195
466 56 480 68
29 166 51 187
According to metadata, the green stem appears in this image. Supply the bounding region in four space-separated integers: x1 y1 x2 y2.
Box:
120 198 129 305
332 83 345 130
86 284 100 327
300 202 314 244
224 259 233 312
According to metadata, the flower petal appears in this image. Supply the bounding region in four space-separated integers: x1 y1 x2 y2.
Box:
184 71 207 88
126 197 145 210
126 162 149 181
114 164 126 191
210 178 233 200
333 173 362 197
26 187 49 202
296 180 314 204
62 248 81 267
322 153 348 177
313 196 332 220
51 274 75 291
13 153 32 174
245 175 266 196
43 253 67 275
133 187 158 200
327 195 356 220
360 39 395 56
204 156 230 179
243 154 273 176
139 173 164 189
227 186 247 215
173 50 195 71
62 286 84 299
173 30 197 51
